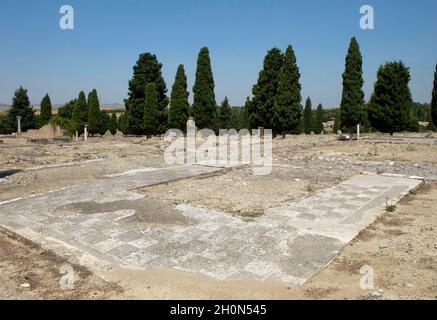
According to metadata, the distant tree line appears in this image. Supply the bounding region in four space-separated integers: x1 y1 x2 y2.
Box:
0 87 117 137
2 39 437 136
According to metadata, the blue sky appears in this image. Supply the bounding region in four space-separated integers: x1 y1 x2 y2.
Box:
0 0 436 107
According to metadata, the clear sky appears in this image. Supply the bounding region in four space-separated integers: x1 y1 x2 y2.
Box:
0 0 436 107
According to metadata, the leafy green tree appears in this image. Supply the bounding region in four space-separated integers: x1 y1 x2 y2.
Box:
50 116 77 137
412 102 430 122
250 48 283 130
143 83 159 137
125 53 168 135
7 86 37 132
109 113 117 136
303 97 313 134
87 89 101 136
219 97 232 129
39 93 52 125
169 64 190 132
72 91 88 134
340 37 365 134
431 63 437 129
191 47 217 130
314 103 324 134
274 45 302 137
58 99 76 119
368 61 415 135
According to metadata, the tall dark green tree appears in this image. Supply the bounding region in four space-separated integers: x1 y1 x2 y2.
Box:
143 82 159 137
7 86 36 132
125 53 168 135
431 62 437 128
314 103 324 134
229 108 242 130
333 110 341 133
118 112 129 135
274 45 302 137
340 37 365 134
98 110 109 136
219 97 232 129
250 48 283 130
240 97 251 130
191 47 217 130
368 61 415 135
109 113 117 136
0 114 12 134
303 97 313 134
87 89 101 136
72 91 88 134
169 64 190 132
39 93 52 125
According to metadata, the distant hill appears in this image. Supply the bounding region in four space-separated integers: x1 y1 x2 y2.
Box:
101 103 125 110
0 103 10 109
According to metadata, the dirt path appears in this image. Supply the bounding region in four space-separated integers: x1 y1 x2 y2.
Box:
0 227 123 300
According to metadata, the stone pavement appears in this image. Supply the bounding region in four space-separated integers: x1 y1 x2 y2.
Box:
0 165 422 287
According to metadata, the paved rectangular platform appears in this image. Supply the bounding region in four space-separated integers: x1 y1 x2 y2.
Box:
0 166 422 287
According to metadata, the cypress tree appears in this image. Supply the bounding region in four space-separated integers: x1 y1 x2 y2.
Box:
7 86 36 132
314 103 324 134
169 64 190 132
125 53 168 135
118 112 129 135
98 110 109 136
431 62 437 128
250 48 283 130
219 97 232 129
87 89 101 136
143 82 159 137
333 110 341 133
191 47 217 130
303 97 313 134
229 108 242 130
361 104 374 132
0 114 12 134
368 61 414 135
109 113 117 136
117 113 123 131
340 37 365 134
72 91 88 134
275 45 302 137
40 93 52 125
240 97 251 130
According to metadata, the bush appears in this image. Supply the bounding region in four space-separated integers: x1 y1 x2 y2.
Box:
50 116 77 137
